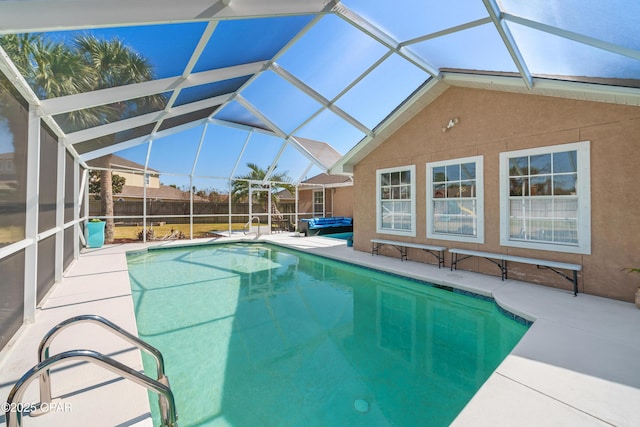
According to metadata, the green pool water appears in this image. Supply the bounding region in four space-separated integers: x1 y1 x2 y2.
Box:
126 243 528 427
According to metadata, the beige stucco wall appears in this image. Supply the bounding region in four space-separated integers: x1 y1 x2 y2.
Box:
297 190 313 216
117 171 160 188
353 86 640 301
331 186 354 218
297 186 353 218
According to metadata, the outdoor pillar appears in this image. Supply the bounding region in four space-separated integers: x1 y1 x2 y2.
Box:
228 180 232 235
295 185 299 226
23 105 40 323
267 182 272 233
73 157 80 259
54 139 65 283
143 141 152 243
189 176 194 239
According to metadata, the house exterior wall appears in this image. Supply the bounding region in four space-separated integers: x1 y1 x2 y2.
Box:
331 186 354 218
297 190 313 217
116 171 160 188
297 186 354 218
353 86 640 301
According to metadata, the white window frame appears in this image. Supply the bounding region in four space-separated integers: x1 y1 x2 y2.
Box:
312 189 324 217
426 156 484 243
499 141 591 254
376 165 416 237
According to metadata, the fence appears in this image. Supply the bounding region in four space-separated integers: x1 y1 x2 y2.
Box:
88 200 305 225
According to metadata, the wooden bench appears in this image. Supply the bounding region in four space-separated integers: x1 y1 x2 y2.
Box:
449 248 582 295
371 239 447 268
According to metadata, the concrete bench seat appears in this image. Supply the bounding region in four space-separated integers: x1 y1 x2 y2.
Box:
371 239 447 268
449 248 582 295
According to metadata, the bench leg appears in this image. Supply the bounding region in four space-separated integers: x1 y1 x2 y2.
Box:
537 265 580 296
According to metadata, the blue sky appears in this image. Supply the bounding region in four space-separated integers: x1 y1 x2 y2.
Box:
43 12 433 190
23 0 640 190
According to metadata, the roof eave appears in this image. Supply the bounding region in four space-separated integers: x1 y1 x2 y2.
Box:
332 71 640 173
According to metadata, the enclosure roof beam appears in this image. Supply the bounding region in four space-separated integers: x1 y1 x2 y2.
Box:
332 2 440 79
0 0 328 34
262 140 288 184
271 63 373 137
482 0 533 89
79 118 209 162
64 94 231 146
503 13 640 61
151 21 220 135
38 61 267 117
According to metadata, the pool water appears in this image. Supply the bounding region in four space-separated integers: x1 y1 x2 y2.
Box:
127 243 528 426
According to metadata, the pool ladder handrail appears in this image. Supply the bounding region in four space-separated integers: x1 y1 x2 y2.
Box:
4 314 176 427
4 349 177 427
244 216 261 235
37 314 167 404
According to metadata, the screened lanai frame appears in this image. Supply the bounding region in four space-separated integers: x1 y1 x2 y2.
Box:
1 0 640 338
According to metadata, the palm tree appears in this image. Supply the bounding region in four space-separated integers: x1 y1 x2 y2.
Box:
69 36 165 243
1 33 165 243
232 163 295 214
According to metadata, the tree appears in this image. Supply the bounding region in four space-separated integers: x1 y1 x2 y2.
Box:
231 163 295 213
88 170 125 197
69 37 164 243
1 33 165 243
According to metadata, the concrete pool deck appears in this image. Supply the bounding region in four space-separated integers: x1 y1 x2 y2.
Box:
1 233 639 426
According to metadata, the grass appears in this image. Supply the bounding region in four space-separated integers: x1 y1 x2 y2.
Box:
113 222 276 240
0 226 25 245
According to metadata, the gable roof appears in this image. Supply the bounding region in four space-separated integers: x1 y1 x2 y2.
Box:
87 155 159 174
300 173 353 186
277 172 353 200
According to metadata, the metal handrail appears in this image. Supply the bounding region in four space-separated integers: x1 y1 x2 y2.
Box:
243 216 261 235
4 350 177 427
37 315 166 404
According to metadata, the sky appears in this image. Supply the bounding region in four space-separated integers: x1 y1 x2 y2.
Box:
19 0 640 190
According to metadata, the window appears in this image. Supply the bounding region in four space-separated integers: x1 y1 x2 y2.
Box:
313 190 324 216
427 156 484 243
376 165 416 236
144 173 150 186
499 141 590 254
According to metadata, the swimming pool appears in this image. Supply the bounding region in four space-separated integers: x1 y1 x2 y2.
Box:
127 243 528 426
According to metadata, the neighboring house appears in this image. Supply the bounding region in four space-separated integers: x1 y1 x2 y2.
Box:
334 83 640 302
88 155 207 202
279 173 353 218
0 152 16 190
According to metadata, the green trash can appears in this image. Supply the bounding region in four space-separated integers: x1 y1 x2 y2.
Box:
87 221 106 248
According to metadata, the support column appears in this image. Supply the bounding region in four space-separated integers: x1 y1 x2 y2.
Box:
73 157 80 260
23 106 41 323
54 139 65 283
